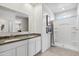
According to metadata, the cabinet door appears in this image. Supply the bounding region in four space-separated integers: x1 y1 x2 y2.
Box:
0 49 16 56
16 45 27 56
28 38 36 56
16 40 27 56
35 37 41 54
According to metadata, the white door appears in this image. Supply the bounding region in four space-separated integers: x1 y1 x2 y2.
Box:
0 49 16 56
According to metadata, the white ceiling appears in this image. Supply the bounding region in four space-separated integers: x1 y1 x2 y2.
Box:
45 3 77 14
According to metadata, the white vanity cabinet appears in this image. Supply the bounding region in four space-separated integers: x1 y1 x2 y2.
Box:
0 36 41 56
0 39 28 56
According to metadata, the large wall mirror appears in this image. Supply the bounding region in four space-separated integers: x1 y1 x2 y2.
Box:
0 6 29 33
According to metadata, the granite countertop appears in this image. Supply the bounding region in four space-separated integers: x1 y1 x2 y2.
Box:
0 32 40 37
0 32 41 45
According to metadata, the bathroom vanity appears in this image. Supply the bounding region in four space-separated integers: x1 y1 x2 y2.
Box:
0 32 41 56
0 5 41 56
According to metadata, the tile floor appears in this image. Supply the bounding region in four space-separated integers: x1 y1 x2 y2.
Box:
37 46 79 56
